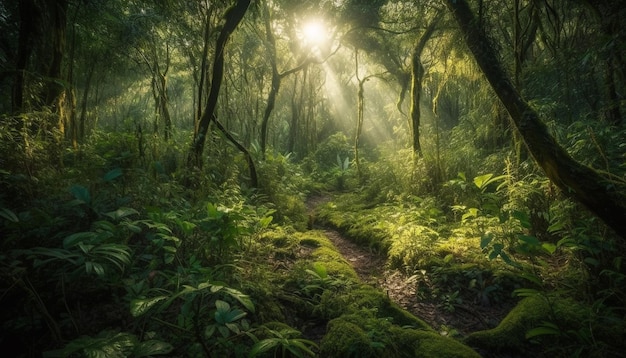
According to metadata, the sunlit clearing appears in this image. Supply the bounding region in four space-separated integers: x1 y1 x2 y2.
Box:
301 19 329 48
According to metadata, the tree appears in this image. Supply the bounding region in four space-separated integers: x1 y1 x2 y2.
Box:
189 0 258 187
258 1 312 159
11 0 69 131
409 11 442 157
443 0 626 238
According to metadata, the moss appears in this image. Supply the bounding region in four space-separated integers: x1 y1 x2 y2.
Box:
349 286 430 328
465 294 585 355
320 317 373 357
299 237 321 248
320 313 480 358
391 328 482 358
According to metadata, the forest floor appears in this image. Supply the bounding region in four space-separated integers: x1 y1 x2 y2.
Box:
305 194 512 338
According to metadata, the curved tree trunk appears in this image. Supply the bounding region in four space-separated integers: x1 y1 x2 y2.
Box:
189 0 254 176
409 12 441 157
444 0 626 238
260 2 280 159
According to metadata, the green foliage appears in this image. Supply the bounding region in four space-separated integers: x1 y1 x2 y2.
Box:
257 152 311 229
249 326 318 358
43 331 173 358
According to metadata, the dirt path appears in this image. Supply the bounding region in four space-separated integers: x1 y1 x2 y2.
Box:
306 195 508 337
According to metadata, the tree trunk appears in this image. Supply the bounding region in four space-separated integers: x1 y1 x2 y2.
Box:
190 0 251 164
409 13 441 157
260 3 280 159
444 0 626 238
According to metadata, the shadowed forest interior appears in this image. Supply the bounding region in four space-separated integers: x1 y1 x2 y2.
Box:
1 0 625 357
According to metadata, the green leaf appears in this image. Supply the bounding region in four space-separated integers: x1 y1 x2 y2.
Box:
473 174 493 190
104 207 139 220
473 173 507 192
133 340 173 357
218 325 230 338
526 322 560 339
518 235 540 247
130 296 168 317
512 211 531 229
222 287 255 313
103 168 123 182
70 185 91 204
215 299 230 313
462 207 479 222
514 288 540 297
205 324 217 339
584 257 600 267
0 207 19 222
480 233 493 250
61 232 97 247
541 242 557 254
249 339 279 357
518 272 542 286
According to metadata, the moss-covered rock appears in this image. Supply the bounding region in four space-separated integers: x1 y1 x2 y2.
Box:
465 294 586 355
320 312 480 358
320 317 373 357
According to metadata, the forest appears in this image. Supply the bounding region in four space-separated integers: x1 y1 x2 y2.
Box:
0 0 625 357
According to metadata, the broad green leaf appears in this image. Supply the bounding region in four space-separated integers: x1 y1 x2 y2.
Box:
70 185 91 204
480 233 493 249
103 168 123 182
59 231 96 248
512 211 531 229
462 207 479 222
518 235 540 247
225 322 241 334
499 250 513 265
215 299 230 313
218 325 230 338
205 324 216 339
542 242 557 254
130 296 168 317
133 340 173 357
227 289 255 313
104 207 139 220
206 203 221 218
473 174 493 190
249 339 279 357
0 207 19 222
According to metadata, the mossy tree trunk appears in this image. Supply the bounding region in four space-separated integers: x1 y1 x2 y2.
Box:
444 0 626 238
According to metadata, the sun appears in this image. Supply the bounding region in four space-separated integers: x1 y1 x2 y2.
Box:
301 19 329 47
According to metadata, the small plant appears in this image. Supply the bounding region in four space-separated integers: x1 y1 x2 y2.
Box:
335 154 350 190
249 326 318 357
